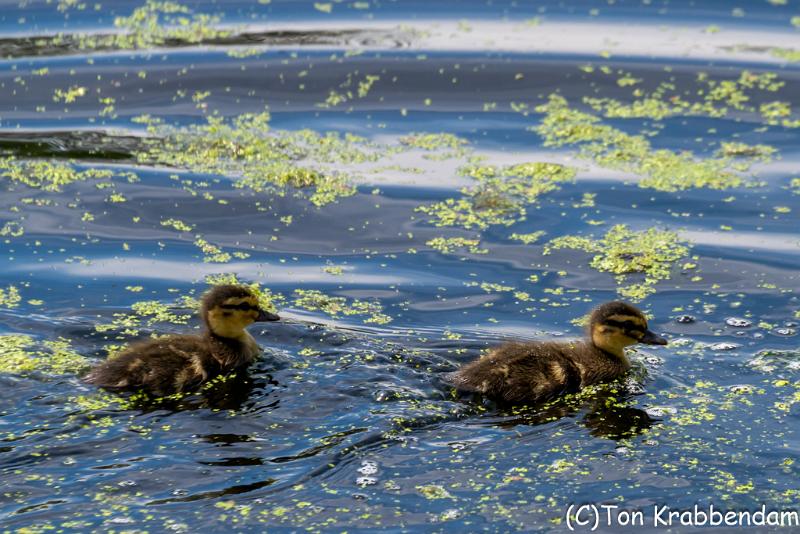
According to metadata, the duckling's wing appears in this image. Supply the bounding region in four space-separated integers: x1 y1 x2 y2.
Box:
501 350 582 403
450 342 582 404
84 335 207 396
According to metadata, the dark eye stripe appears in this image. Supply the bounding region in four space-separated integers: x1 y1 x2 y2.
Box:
605 319 645 334
220 303 257 311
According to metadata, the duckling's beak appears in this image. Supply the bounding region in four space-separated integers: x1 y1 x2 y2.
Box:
640 329 667 345
256 308 280 322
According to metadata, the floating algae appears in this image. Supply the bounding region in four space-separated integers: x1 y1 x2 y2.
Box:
0 158 115 192
426 236 487 255
582 70 794 125
136 112 371 206
416 162 575 229
293 289 391 325
0 334 89 375
535 95 772 192
544 224 690 301
50 1 230 52
0 285 21 308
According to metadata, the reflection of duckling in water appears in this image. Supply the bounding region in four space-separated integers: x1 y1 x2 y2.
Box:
447 301 667 405
84 285 280 397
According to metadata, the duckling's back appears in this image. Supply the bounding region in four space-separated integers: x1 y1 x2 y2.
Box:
448 341 586 404
84 335 216 397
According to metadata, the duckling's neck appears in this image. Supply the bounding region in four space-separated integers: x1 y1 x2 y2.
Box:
203 323 259 369
589 333 631 366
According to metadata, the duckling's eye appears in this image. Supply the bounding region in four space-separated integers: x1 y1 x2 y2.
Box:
220 303 257 311
604 319 645 337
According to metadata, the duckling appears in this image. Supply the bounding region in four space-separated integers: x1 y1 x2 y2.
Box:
447 301 667 404
84 284 280 397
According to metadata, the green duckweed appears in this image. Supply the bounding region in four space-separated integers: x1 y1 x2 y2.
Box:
399 133 468 151
0 158 114 192
509 231 546 244
583 71 789 123
544 224 690 301
51 1 230 51
771 48 800 62
417 162 575 229
0 285 21 308
535 94 769 192
138 112 367 206
0 335 89 375
293 289 391 325
426 236 487 255
417 484 455 500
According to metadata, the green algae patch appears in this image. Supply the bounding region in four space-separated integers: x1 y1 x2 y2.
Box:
417 162 575 229
399 133 469 151
137 112 366 206
96 298 192 337
426 236 487 255
193 236 249 263
51 1 231 52
0 158 114 192
0 285 21 308
544 224 690 301
509 231 546 244
417 484 455 500
0 335 90 375
293 289 391 325
535 95 772 192
771 48 800 62
582 70 790 123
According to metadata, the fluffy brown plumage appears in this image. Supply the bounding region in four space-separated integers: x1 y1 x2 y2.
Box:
447 301 667 404
84 285 280 397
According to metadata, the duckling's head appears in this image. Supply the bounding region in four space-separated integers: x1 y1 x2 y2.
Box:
201 284 279 339
588 301 667 358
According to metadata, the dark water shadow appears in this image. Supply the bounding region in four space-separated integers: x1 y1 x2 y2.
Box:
0 130 143 161
0 28 412 59
478 386 657 441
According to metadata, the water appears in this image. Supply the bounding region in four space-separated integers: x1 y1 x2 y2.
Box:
1 1 799 532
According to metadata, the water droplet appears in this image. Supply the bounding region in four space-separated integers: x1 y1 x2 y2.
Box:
440 509 462 521
729 384 754 394
726 317 751 327
773 328 796 337
358 460 378 475
645 406 677 417
676 315 695 324
710 342 739 351
356 476 378 486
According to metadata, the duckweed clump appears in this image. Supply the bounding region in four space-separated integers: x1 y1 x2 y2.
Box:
582 70 795 126
96 298 191 336
0 158 114 192
293 289 391 325
0 285 21 308
52 1 230 51
399 133 468 151
535 95 770 192
544 224 690 300
417 162 575 229
426 236 487 255
509 231 545 244
0 334 89 375
138 113 369 206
